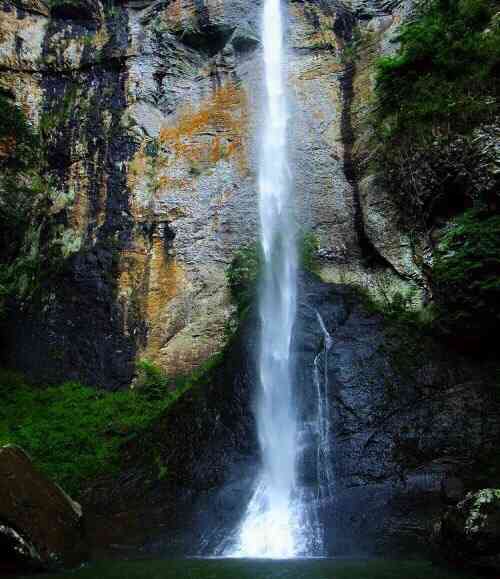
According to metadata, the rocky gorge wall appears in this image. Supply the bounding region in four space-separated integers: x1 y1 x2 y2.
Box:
2 0 500 567
0 0 425 387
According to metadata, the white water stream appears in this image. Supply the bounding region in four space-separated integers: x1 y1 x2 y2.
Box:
226 0 299 558
222 0 335 559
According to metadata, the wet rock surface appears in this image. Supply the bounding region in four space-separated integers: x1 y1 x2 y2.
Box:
83 273 500 558
0 445 87 572
1 0 499 566
83 312 259 557
296 274 499 557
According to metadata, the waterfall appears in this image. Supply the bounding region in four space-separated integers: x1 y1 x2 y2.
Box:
225 0 300 558
314 311 334 502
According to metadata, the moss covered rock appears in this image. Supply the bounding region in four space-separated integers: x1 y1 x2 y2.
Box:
435 488 500 572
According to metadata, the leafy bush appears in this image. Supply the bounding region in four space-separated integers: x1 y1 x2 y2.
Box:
0 354 226 494
226 233 320 316
0 370 179 493
432 209 500 341
351 278 434 329
372 0 499 226
299 231 320 274
226 243 261 315
375 0 499 141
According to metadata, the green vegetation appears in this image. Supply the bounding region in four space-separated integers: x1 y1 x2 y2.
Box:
0 92 39 169
350 280 435 330
226 243 261 316
299 230 320 274
136 354 225 401
371 0 500 344
0 361 199 494
26 558 481 579
0 91 41 314
226 232 320 317
432 209 500 341
372 0 499 224
375 0 499 141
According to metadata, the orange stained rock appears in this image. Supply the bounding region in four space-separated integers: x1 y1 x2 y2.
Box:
127 144 148 190
143 237 186 364
155 175 190 191
158 82 249 173
118 233 186 364
296 58 344 82
165 0 193 24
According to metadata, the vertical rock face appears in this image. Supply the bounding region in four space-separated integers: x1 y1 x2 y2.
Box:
82 273 500 558
1 0 426 386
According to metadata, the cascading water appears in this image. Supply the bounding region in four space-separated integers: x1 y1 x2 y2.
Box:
314 311 334 501
220 0 338 559
225 0 300 558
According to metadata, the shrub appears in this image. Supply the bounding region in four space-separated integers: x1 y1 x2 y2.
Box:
226 243 261 315
135 359 172 400
299 231 320 274
432 209 500 341
374 0 499 141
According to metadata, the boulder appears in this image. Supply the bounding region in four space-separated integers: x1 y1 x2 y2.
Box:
434 489 500 573
0 445 87 572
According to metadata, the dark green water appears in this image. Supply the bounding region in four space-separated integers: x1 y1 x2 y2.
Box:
28 559 479 579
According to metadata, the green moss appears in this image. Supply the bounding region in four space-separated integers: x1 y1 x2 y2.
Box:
0 369 182 494
135 359 172 400
0 88 84 312
0 91 39 169
226 233 320 319
136 353 225 407
347 279 434 330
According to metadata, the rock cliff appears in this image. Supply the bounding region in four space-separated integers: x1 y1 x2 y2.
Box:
1 0 499 567
0 0 427 387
